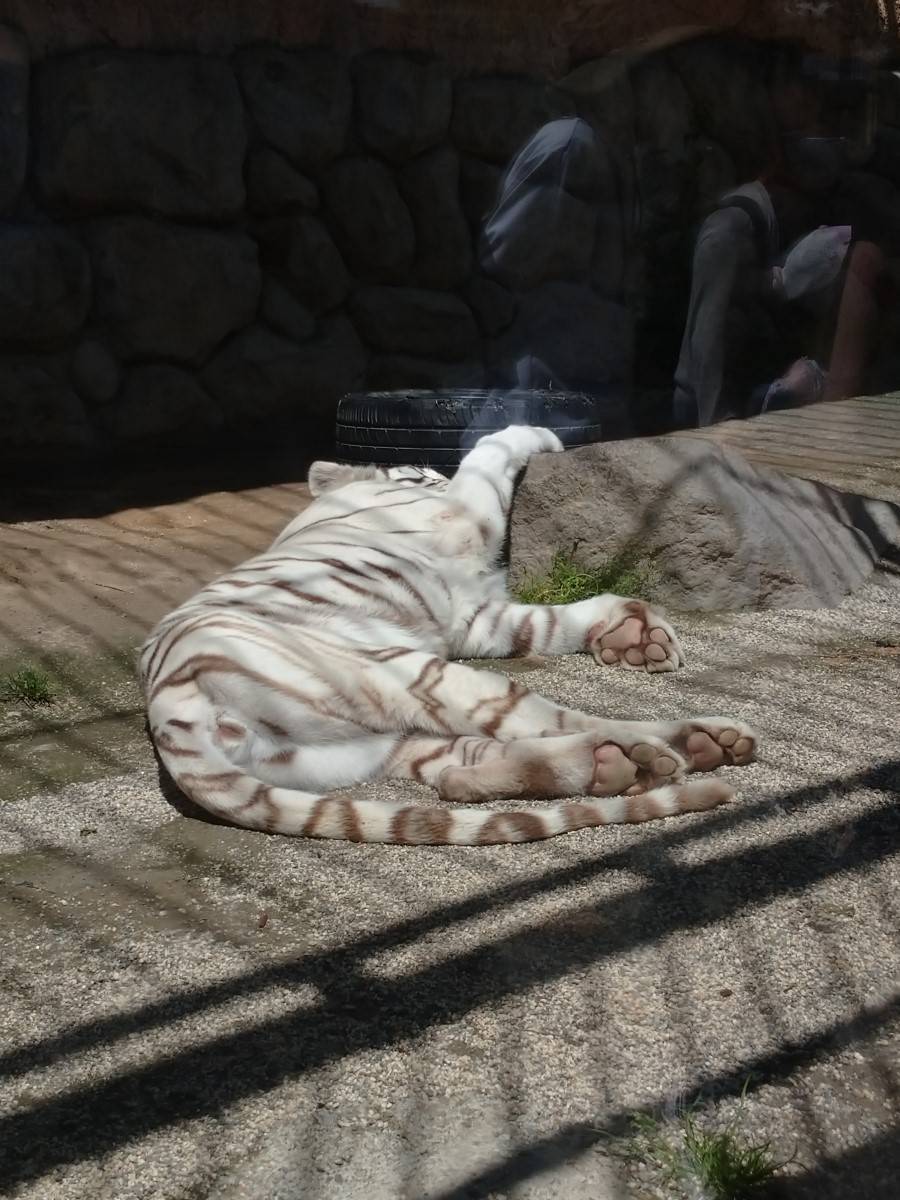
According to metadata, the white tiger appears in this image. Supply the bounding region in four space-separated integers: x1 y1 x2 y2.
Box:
141 426 756 845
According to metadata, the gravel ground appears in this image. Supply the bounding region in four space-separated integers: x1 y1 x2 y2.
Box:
1 571 899 1200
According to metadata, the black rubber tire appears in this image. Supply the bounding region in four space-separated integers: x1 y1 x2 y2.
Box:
335 388 606 466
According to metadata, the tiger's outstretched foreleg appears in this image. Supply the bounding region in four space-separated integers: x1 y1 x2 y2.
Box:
444 425 563 558
455 596 684 673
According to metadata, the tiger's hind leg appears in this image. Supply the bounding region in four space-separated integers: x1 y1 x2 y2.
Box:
363 650 756 780
384 732 732 812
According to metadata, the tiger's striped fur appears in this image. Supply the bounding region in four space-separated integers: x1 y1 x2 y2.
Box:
141 426 757 845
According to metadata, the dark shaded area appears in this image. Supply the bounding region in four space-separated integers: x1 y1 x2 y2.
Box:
1 761 897 1191
2 28 900 507
775 1126 900 1198
0 425 330 523
429 999 900 1200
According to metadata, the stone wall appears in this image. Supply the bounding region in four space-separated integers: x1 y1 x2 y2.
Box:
2 28 900 462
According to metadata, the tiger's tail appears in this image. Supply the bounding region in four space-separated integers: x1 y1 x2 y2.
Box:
149 687 732 846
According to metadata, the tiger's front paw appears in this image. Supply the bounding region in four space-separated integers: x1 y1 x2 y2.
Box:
491 425 564 457
586 600 684 674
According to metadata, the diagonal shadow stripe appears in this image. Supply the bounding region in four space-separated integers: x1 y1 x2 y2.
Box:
773 1125 900 1199
0 786 897 1190
426 993 900 1200
1 759 895 1085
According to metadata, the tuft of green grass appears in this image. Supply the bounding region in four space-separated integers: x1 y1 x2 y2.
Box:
513 545 657 606
628 1098 787 1199
0 667 56 707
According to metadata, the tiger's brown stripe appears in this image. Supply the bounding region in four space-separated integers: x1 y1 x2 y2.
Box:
330 573 425 625
230 556 324 572
369 563 438 624
519 758 563 798
301 796 329 837
264 748 297 765
358 682 389 720
389 806 454 844
149 653 322 707
477 680 529 737
154 652 377 733
464 600 491 631
511 612 535 656
146 612 277 684
477 812 548 844
176 770 243 805
267 580 335 605
144 610 222 682
489 606 506 637
254 720 284 739
360 646 416 663
407 657 453 731
210 578 257 590
234 782 280 831
285 494 433 541
406 736 463 783
216 720 245 738
562 803 607 830
154 731 202 757
340 797 366 842
624 792 670 823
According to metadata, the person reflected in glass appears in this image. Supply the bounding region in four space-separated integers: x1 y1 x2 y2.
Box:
673 49 886 428
478 115 638 437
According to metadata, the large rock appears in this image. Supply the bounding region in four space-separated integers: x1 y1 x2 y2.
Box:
103 365 222 441
236 48 350 170
398 147 472 289
202 317 366 423
0 226 90 341
35 51 246 219
451 77 575 164
350 287 478 360
89 219 260 364
284 214 350 313
353 51 452 162
320 157 415 282
0 26 28 214
0 359 92 450
509 436 883 611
